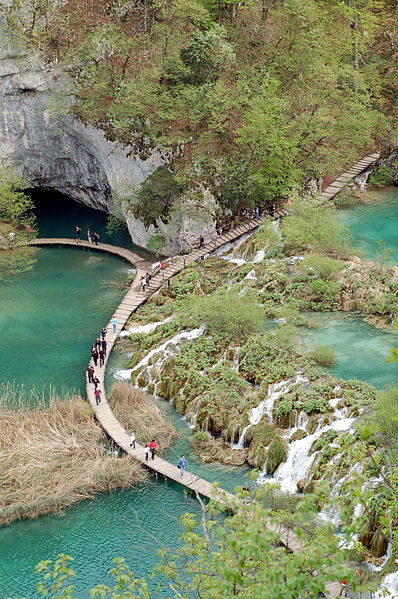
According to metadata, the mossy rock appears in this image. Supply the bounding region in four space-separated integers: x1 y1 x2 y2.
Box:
289 428 307 442
137 375 147 388
147 383 155 395
369 529 389 558
275 408 298 429
265 438 288 475
307 416 319 435
157 378 180 401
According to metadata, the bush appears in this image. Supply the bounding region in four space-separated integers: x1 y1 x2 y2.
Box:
282 200 350 255
369 166 392 187
178 288 264 341
308 279 342 304
299 254 342 279
308 345 337 367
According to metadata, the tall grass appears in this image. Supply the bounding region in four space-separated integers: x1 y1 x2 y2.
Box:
109 382 177 451
0 388 148 526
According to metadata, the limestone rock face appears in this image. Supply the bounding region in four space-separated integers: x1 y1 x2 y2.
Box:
0 15 217 252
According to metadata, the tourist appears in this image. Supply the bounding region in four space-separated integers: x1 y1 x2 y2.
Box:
159 261 165 271
101 339 107 356
93 232 100 245
177 455 187 478
140 275 146 291
75 226 81 242
111 315 118 333
95 337 102 349
145 272 151 287
144 445 150 461
254 206 261 219
86 365 95 383
87 229 92 243
101 327 107 339
99 348 105 367
91 346 99 366
93 376 100 390
198 236 204 249
129 432 136 449
94 388 102 405
148 439 158 460
8 232 15 245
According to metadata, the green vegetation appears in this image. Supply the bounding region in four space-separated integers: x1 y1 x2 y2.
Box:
22 486 358 599
6 0 395 220
369 166 393 187
0 164 37 280
308 345 337 367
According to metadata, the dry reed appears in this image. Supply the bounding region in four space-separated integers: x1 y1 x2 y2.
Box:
0 390 148 526
109 381 177 452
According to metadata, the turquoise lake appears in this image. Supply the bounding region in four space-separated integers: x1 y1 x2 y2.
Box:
0 186 398 596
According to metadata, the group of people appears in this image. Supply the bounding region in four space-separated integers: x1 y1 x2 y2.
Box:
128 434 188 477
140 271 152 291
90 329 108 367
75 226 100 245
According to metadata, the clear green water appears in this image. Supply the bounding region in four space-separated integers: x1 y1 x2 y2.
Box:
300 312 398 389
339 186 398 262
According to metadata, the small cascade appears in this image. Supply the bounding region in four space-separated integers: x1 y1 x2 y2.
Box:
119 316 173 338
271 219 283 240
233 376 308 449
355 169 371 192
374 571 398 598
252 250 265 263
319 463 363 527
259 397 355 492
368 542 393 572
284 255 304 265
115 326 205 381
243 269 257 281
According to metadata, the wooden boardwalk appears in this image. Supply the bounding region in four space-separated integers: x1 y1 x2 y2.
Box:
315 152 380 203
28 217 265 503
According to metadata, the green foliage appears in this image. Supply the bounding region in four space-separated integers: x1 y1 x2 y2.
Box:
369 166 393 186
308 344 337 367
147 233 165 258
372 386 398 461
299 254 343 279
282 201 350 255
133 167 180 227
0 166 33 224
178 288 264 341
106 214 126 236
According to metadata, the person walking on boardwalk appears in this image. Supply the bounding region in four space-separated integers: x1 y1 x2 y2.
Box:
95 337 102 349
93 232 100 245
177 455 187 478
99 348 105 367
111 315 118 333
144 445 150 461
140 275 146 291
198 235 204 249
87 229 92 244
148 440 158 460
94 388 102 405
101 339 107 356
145 272 151 288
129 432 136 449
91 346 99 366
75 226 81 242
86 365 95 383
8 232 15 246
93 376 100 390
101 327 107 340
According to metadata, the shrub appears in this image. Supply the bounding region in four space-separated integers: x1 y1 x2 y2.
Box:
308 345 337 367
369 166 392 187
299 254 342 279
308 279 342 303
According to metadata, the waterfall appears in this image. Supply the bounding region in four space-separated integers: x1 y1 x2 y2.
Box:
252 249 265 263
355 169 372 192
368 542 393 572
258 398 355 492
115 326 205 381
243 269 257 281
119 316 173 338
233 375 308 449
374 571 398 598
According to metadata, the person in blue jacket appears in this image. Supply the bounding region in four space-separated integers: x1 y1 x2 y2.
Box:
177 455 187 478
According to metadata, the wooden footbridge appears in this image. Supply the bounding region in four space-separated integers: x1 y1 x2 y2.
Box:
27 153 379 597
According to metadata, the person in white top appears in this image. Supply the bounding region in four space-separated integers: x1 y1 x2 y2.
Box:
129 432 136 449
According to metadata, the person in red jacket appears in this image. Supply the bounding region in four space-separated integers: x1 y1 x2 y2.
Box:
148 440 158 460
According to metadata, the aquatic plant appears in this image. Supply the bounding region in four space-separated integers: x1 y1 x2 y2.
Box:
307 344 337 367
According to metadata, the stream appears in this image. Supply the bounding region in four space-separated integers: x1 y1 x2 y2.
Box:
0 187 397 596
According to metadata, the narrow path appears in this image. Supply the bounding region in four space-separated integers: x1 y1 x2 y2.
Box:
315 152 380 203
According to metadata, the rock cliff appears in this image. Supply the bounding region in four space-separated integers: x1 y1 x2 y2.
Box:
0 14 216 252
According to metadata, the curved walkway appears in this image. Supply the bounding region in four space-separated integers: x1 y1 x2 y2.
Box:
28 217 265 501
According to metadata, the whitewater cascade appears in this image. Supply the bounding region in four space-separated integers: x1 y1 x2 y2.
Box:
375 571 398 599
234 375 308 449
115 326 205 384
259 398 355 492
119 317 173 338
355 169 372 192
